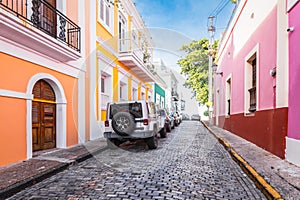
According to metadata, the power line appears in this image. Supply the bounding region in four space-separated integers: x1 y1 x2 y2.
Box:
209 0 228 17
215 0 230 16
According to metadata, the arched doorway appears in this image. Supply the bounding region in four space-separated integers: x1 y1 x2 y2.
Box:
32 80 56 151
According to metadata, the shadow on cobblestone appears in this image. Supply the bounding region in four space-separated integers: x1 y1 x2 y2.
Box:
9 121 266 200
90 121 216 174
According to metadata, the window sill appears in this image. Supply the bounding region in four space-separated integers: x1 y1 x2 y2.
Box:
244 112 255 117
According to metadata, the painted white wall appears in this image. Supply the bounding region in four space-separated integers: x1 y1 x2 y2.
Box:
76 0 86 144
276 0 289 108
77 70 86 144
232 0 277 58
89 0 102 140
286 137 300 166
173 71 199 117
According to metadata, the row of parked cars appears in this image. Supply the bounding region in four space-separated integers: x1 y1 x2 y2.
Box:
103 100 182 150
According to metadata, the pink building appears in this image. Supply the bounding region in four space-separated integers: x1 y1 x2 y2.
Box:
213 0 288 159
286 0 300 166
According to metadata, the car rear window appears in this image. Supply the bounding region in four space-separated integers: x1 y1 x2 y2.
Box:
109 103 143 119
158 109 166 116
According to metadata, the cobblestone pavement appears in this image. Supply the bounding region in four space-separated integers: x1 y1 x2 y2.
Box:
9 121 266 199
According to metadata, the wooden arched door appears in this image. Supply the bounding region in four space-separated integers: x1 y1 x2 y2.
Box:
32 80 56 151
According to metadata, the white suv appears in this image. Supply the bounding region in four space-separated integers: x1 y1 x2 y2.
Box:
104 100 159 149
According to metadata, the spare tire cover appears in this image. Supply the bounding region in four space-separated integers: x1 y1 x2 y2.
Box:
112 112 136 136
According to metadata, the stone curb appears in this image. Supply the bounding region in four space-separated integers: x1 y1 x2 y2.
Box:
201 121 283 200
0 146 108 199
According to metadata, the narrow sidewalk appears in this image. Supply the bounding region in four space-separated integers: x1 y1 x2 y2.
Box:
202 120 300 200
0 138 108 199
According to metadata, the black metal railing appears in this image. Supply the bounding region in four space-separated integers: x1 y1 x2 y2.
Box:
248 87 256 112
0 0 80 52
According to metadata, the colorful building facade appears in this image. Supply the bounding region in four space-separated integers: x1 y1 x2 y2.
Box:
0 0 85 166
154 83 166 109
84 0 156 141
0 0 157 167
286 0 300 166
213 0 288 159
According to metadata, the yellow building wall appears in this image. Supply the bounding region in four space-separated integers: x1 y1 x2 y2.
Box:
94 0 153 114
95 0 118 51
113 66 119 101
128 77 132 100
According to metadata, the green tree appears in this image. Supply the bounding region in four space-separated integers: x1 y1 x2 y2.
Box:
178 38 218 105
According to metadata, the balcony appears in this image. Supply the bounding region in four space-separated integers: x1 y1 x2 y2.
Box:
118 37 155 82
0 0 81 62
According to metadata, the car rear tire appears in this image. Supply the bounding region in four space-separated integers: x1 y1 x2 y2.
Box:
145 127 158 149
166 125 171 132
160 126 167 138
112 112 136 136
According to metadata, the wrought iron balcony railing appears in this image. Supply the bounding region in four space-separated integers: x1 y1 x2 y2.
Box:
0 0 80 52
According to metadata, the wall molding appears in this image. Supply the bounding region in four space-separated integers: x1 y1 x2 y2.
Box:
0 89 32 100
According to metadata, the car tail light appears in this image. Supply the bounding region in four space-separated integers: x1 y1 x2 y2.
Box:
104 120 109 127
165 116 169 120
143 119 149 125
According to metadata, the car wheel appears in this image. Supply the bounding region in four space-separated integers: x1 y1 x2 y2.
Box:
145 127 158 149
160 126 167 138
175 121 178 127
166 124 171 132
112 112 136 136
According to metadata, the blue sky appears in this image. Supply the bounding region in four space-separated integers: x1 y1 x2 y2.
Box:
134 0 236 40
133 0 236 72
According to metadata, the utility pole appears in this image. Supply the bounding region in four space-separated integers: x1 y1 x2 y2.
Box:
208 16 215 120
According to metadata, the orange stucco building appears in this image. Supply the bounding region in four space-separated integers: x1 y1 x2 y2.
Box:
0 0 84 166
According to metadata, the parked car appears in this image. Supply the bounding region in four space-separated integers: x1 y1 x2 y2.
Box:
182 113 190 120
157 108 174 133
104 100 159 149
171 112 180 126
157 108 168 138
167 112 175 130
176 112 182 124
191 114 201 121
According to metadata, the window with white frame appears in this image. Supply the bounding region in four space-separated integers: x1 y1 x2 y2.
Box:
100 72 111 110
132 88 137 100
225 77 232 116
119 14 127 52
98 0 114 34
245 53 257 114
141 92 145 100
119 81 127 101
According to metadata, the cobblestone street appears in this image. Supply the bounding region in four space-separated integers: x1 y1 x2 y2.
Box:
9 121 266 199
